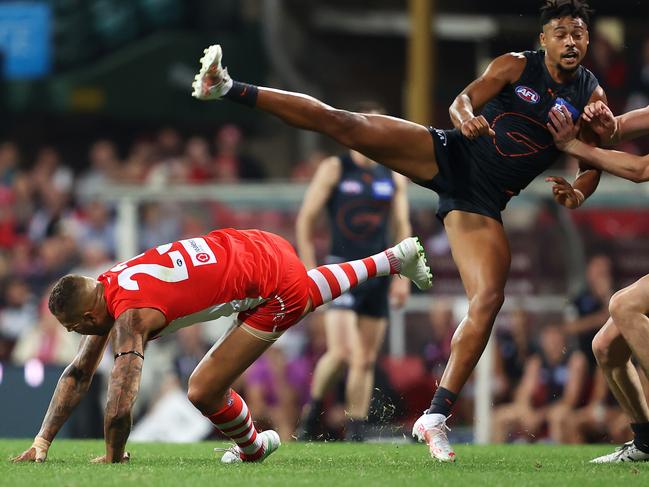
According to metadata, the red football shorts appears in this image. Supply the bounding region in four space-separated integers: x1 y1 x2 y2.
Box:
238 234 310 339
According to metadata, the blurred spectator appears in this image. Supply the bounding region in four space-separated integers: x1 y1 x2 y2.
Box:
122 139 155 183
290 150 326 182
243 346 300 441
139 203 181 251
213 124 265 181
11 171 36 234
26 237 76 297
73 200 117 259
564 254 613 371
0 141 19 187
76 140 122 198
27 187 73 243
494 308 533 403
422 299 455 380
69 241 113 279
586 33 628 114
0 278 38 361
184 136 213 182
491 324 587 443
31 146 74 197
174 326 211 388
563 369 631 444
0 187 19 249
12 293 79 366
626 37 649 112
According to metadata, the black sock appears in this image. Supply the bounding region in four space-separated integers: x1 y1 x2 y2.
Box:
223 81 258 107
631 422 649 453
346 418 366 442
426 387 458 417
305 399 324 427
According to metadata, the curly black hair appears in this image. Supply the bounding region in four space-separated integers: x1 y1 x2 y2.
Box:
48 275 83 319
540 0 594 28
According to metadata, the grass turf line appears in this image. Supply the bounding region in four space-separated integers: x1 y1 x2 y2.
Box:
2 439 649 486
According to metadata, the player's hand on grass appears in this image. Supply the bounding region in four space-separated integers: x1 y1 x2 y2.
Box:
460 115 496 140
547 105 580 151
545 176 584 209
11 437 51 463
90 452 130 464
581 101 617 144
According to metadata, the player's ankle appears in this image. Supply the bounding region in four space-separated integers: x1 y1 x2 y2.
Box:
224 81 258 107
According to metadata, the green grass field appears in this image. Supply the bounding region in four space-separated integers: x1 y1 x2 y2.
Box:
2 439 649 486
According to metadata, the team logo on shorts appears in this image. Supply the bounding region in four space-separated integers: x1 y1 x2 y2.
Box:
515 86 540 104
434 129 447 147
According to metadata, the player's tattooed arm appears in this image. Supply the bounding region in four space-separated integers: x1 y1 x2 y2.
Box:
102 309 147 464
12 334 110 462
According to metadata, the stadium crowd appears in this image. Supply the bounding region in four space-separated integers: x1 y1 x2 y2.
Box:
2 32 649 444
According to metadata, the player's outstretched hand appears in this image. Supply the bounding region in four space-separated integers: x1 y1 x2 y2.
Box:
460 115 496 140
545 176 584 209
90 452 131 464
547 105 580 151
581 101 617 143
11 437 51 463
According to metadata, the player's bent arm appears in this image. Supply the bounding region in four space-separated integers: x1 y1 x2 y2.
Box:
450 53 526 129
12 334 110 463
295 157 341 270
103 309 151 463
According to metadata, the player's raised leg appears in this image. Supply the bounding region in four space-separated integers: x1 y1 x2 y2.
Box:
306 236 432 309
192 45 438 183
412 211 510 462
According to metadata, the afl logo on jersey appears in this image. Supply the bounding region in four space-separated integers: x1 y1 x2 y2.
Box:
515 86 540 104
340 180 363 194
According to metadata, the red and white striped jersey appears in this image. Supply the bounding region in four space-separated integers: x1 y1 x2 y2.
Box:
98 229 286 337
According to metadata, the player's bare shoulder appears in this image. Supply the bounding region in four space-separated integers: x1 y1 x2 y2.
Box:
486 52 528 83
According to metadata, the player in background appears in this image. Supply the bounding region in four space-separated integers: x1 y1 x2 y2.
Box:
548 100 649 462
12 228 432 464
296 104 412 440
191 0 605 461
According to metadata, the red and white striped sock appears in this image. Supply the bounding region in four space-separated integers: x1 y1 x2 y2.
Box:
307 248 401 308
206 389 265 461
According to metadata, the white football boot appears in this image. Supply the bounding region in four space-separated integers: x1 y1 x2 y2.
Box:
590 440 649 463
217 430 281 464
412 413 456 462
192 44 233 101
391 237 433 291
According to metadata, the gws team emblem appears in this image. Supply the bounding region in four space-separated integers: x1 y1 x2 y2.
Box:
515 86 540 104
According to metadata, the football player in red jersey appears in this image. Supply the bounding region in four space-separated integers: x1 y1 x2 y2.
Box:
12 228 431 464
